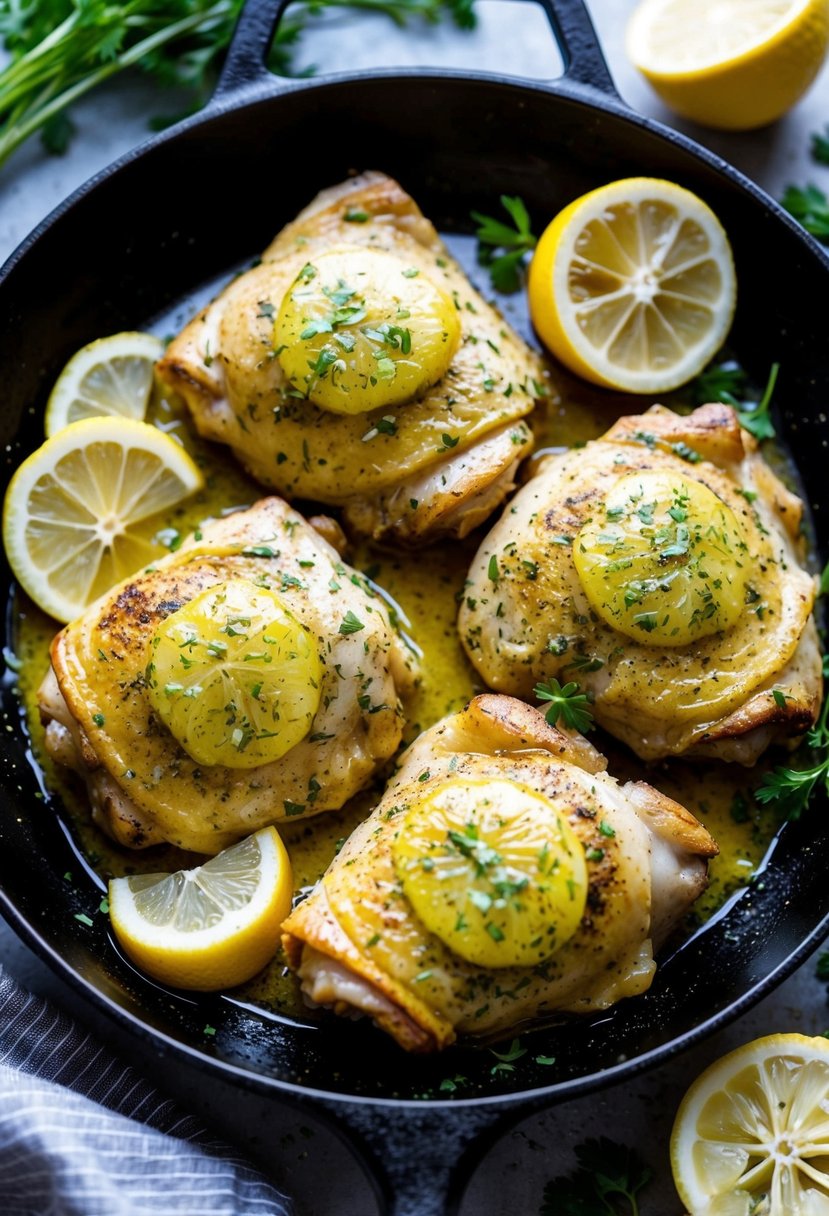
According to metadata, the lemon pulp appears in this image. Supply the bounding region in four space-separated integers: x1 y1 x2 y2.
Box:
2 416 203 623
573 469 750 646
528 177 736 393
146 578 322 768
44 331 164 436
275 247 461 414
108 826 292 990
627 0 829 131
671 1033 829 1215
391 777 588 968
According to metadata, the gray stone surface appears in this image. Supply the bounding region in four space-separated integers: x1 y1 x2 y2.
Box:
1 2 829 1214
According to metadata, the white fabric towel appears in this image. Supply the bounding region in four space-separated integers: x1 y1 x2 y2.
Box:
0 967 293 1216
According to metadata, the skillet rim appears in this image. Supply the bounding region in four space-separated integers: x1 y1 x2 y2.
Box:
2 65 829 1109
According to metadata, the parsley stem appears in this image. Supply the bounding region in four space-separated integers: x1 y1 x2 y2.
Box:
757 362 780 414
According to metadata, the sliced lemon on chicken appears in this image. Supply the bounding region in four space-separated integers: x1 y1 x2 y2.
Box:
44 332 164 436
671 1033 829 1216
275 247 461 415
627 0 829 131
108 826 292 990
528 177 736 393
146 579 323 769
3 417 203 623
392 776 588 968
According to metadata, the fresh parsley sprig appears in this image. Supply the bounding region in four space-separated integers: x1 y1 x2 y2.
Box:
539 1138 652 1216
691 359 780 441
812 125 829 166
471 195 537 293
781 183 829 241
0 0 476 168
755 690 829 821
535 678 594 735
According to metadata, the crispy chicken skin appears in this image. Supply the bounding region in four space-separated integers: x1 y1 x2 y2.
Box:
156 172 544 545
282 695 717 1051
38 498 416 854
459 404 821 764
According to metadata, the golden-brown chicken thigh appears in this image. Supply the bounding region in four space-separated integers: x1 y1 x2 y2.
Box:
459 404 821 763
39 498 416 853
282 695 717 1051
157 172 544 545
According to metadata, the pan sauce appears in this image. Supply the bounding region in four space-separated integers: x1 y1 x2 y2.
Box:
11 239 790 1023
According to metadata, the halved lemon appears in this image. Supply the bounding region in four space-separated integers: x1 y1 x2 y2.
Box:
627 0 829 131
528 177 736 393
108 826 292 990
3 416 204 623
671 1033 829 1215
44 332 164 436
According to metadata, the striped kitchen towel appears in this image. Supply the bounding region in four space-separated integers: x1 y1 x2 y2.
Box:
0 966 293 1216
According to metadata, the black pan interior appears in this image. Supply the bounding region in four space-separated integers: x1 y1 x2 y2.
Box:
1 73 828 1105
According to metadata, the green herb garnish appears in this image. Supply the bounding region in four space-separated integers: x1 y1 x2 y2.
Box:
540 1137 652 1216
534 678 594 734
755 681 829 820
0 0 477 168
471 195 537 293
338 610 364 635
782 183 829 240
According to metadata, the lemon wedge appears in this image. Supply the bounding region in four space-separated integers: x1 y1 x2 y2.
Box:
671 1033 829 1215
3 417 204 623
392 777 588 968
627 0 829 131
44 332 164 436
528 177 736 394
108 826 292 990
146 579 322 769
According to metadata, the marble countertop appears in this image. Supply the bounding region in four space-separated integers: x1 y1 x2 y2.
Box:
1 2 828 1213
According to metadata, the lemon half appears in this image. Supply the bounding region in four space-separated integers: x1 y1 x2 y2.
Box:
108 826 292 990
45 332 164 436
3 416 203 622
528 177 736 394
627 0 829 131
671 1033 829 1215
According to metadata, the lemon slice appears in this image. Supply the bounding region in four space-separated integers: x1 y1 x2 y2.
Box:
573 470 750 647
108 826 292 990
146 579 322 769
391 777 588 968
3 417 204 623
275 248 460 415
45 332 164 436
627 0 829 131
671 1033 829 1215
528 177 736 393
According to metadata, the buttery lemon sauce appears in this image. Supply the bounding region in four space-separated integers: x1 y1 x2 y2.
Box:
9 247 788 1020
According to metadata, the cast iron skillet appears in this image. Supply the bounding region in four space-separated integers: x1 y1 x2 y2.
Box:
2 0 829 1210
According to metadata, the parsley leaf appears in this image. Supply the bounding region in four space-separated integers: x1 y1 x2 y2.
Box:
471 195 537 293
338 610 364 635
693 359 779 440
754 677 829 821
691 360 746 407
812 126 829 166
0 0 478 168
535 678 594 734
781 183 829 240
540 1138 652 1216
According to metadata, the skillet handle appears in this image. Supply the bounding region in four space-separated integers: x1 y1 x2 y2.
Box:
537 0 618 95
212 0 620 102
